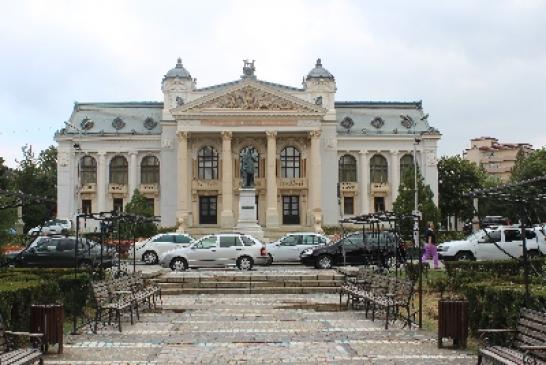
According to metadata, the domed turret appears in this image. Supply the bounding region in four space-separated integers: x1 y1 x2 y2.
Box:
163 58 192 80
306 58 334 80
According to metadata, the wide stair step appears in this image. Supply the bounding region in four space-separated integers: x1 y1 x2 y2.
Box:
155 272 344 294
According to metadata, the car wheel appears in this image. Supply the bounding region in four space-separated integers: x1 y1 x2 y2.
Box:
142 251 158 265
170 257 188 272
237 256 254 271
264 254 273 266
454 251 474 261
316 254 333 269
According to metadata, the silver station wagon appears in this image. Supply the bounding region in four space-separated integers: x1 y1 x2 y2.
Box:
159 233 268 271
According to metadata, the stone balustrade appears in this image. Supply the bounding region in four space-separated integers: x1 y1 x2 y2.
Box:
80 183 96 193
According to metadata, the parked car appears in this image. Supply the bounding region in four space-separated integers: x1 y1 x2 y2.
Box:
159 233 268 271
437 226 546 261
27 218 72 236
265 232 330 264
5 236 114 268
128 232 194 265
300 231 404 269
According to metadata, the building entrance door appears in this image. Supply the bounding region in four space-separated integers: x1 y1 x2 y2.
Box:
282 196 300 225
373 197 385 212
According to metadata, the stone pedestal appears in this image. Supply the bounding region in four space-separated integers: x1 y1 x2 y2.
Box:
235 188 264 240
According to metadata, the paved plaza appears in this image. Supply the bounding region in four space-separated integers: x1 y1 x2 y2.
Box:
44 266 476 364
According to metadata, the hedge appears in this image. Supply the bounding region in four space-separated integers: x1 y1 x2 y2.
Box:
462 282 546 336
0 269 92 331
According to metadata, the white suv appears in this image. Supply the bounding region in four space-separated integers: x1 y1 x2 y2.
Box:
129 232 194 264
438 226 546 261
159 233 268 271
266 232 330 264
28 219 72 236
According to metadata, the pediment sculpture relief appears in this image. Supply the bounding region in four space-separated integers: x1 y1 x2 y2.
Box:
200 86 313 112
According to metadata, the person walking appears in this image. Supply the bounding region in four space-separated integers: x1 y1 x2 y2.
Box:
421 222 439 269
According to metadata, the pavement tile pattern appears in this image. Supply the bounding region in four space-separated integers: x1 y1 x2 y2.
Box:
43 266 475 364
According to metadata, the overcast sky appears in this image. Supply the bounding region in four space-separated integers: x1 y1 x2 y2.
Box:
1 0 545 167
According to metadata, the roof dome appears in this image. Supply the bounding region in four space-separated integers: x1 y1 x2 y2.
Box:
306 58 334 80
163 58 192 80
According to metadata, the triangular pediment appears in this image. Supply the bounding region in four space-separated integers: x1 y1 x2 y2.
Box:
172 80 326 116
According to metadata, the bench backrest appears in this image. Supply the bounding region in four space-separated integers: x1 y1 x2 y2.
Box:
515 308 546 361
91 282 112 306
0 314 7 353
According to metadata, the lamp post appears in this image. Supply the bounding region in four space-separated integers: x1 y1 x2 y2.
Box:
413 131 423 329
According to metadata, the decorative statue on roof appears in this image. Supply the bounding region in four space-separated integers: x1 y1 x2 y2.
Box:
242 59 256 78
241 147 257 188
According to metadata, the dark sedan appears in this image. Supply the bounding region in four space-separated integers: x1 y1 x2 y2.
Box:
6 236 114 269
300 232 405 269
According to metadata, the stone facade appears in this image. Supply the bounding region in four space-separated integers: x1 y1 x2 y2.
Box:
463 137 533 182
55 58 440 238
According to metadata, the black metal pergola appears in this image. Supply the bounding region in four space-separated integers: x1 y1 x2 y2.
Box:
339 211 424 328
464 175 546 305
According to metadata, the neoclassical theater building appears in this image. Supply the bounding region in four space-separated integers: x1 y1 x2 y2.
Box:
55 58 440 237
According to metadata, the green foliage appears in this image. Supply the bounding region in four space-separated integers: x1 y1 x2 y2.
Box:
0 269 91 330
511 148 546 182
437 156 486 228
393 166 440 238
0 157 17 245
13 145 57 231
437 230 466 243
125 189 157 238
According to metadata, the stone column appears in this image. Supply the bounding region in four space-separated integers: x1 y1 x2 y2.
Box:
176 131 189 232
220 131 234 228
97 152 107 213
265 130 279 228
390 150 400 205
309 130 323 232
359 150 369 214
128 151 138 199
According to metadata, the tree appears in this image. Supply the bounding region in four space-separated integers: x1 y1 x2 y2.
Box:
125 189 157 238
0 157 16 244
393 166 440 238
437 156 486 229
511 148 546 182
13 145 57 231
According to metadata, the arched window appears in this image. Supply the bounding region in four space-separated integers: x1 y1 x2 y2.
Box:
80 156 96 185
338 154 357 182
141 155 160 184
370 154 388 183
240 146 259 177
280 146 301 178
400 154 414 177
198 146 218 180
109 155 128 185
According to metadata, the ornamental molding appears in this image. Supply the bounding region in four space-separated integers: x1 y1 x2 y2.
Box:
112 117 126 130
144 117 158 130
340 116 354 133
171 79 326 118
80 117 94 130
370 116 385 129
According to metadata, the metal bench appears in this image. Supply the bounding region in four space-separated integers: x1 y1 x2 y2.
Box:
478 307 546 365
92 281 135 333
0 313 43 365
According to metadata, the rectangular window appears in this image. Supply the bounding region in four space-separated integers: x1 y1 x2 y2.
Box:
113 198 124 213
343 196 354 215
199 196 217 224
373 197 385 213
282 196 300 225
82 199 92 215
145 198 155 213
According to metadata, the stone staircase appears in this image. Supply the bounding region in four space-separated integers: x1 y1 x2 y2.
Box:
155 270 344 295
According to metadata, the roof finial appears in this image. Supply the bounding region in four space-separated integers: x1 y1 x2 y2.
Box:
176 57 182 67
316 58 322 67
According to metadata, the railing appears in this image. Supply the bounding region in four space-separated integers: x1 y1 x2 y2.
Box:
371 182 389 194
108 183 127 194
80 183 96 193
139 183 159 194
278 178 307 189
192 179 221 190
340 182 358 193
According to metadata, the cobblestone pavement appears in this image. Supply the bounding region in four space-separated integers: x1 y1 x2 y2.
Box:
44 292 476 364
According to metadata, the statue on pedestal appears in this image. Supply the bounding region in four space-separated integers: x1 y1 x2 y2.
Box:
241 148 257 188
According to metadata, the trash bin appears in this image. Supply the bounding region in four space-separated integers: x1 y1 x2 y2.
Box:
438 300 468 349
30 304 64 354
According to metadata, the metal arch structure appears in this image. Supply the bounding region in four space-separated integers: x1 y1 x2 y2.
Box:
464 175 546 306
339 211 424 328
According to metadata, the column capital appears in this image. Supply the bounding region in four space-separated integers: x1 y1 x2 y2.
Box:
309 129 321 139
128 150 138 156
266 130 277 139
390 150 399 156
97 151 106 157
176 131 189 141
359 150 369 156
221 131 233 141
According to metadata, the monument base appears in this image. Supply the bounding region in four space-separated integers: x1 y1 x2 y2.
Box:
235 188 264 241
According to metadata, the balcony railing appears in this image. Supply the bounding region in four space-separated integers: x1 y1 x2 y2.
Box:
340 182 358 193
140 183 159 194
108 183 127 194
80 183 96 193
371 182 389 194
192 179 221 191
278 178 307 189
